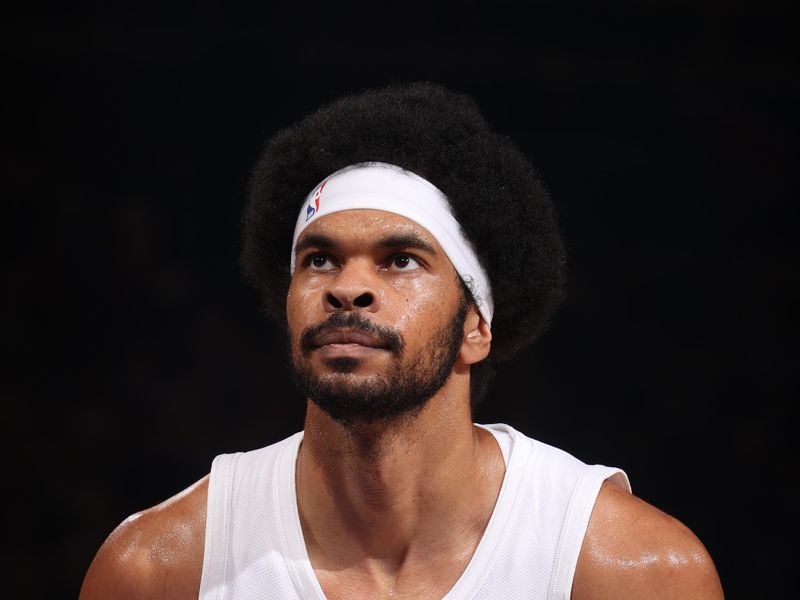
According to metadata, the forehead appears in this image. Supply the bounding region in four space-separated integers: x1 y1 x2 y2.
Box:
297 209 443 250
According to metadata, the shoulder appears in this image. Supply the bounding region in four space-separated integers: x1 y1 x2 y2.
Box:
80 476 209 600
572 480 724 600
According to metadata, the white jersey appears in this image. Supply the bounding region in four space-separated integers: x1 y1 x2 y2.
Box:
199 423 630 599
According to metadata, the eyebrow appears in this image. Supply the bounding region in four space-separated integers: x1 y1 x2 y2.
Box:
376 234 437 255
294 234 337 255
294 232 438 256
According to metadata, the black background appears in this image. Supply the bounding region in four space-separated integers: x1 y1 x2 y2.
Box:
4 1 796 598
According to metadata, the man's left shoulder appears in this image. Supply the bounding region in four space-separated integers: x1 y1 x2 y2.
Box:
572 480 724 599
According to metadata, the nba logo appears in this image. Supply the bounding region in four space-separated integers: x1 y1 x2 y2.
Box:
305 180 327 222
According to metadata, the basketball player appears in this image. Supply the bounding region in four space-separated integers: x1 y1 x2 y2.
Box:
80 83 724 599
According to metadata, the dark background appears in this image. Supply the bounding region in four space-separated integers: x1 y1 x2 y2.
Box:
4 1 796 598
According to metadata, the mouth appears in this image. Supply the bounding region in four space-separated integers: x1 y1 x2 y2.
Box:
299 314 404 358
312 329 391 351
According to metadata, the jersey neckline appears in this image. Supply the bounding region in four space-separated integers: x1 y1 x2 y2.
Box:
274 423 532 600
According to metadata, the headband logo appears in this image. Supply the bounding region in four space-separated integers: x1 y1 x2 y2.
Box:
305 180 327 222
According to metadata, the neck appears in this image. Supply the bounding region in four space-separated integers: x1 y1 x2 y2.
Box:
296 368 504 574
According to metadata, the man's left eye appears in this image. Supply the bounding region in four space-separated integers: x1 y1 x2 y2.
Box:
388 254 421 271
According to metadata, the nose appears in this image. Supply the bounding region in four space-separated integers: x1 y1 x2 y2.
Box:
324 261 381 313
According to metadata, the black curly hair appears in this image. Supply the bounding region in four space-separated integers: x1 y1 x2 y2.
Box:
242 82 566 404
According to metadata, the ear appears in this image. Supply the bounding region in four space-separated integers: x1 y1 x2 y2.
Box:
460 306 492 365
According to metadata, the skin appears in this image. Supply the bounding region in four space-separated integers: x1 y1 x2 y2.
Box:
80 210 724 599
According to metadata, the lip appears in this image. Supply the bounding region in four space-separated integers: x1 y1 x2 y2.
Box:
312 329 390 350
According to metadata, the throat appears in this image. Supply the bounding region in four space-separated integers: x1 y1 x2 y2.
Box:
296 409 507 591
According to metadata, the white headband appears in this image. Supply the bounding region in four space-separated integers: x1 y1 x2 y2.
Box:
290 162 494 326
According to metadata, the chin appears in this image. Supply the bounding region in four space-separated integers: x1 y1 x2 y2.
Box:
323 356 360 373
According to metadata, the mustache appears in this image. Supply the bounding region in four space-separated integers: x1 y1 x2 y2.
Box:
299 312 405 355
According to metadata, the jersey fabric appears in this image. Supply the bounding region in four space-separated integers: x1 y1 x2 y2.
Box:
198 423 630 599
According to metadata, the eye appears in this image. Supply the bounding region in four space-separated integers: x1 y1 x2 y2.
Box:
308 253 336 271
387 254 421 272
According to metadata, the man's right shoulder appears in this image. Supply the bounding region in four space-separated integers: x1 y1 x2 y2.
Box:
80 475 209 600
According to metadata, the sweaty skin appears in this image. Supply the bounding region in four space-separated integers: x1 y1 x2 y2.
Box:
80 210 724 599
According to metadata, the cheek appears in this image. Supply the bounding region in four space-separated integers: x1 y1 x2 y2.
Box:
286 278 321 336
390 275 458 333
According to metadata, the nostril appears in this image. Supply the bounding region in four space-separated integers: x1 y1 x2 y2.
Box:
327 293 343 308
353 293 373 308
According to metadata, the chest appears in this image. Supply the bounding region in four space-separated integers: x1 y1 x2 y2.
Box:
313 552 474 600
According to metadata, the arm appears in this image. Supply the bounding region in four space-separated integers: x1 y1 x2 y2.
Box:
79 476 208 600
572 481 724 600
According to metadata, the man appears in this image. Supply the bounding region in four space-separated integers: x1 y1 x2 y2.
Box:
81 83 724 599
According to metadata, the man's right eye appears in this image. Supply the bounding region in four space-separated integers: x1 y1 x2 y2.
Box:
309 254 334 270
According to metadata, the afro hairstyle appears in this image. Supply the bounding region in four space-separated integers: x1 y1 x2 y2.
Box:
241 82 567 364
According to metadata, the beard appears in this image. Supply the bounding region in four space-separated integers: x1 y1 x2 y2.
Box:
289 300 468 426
